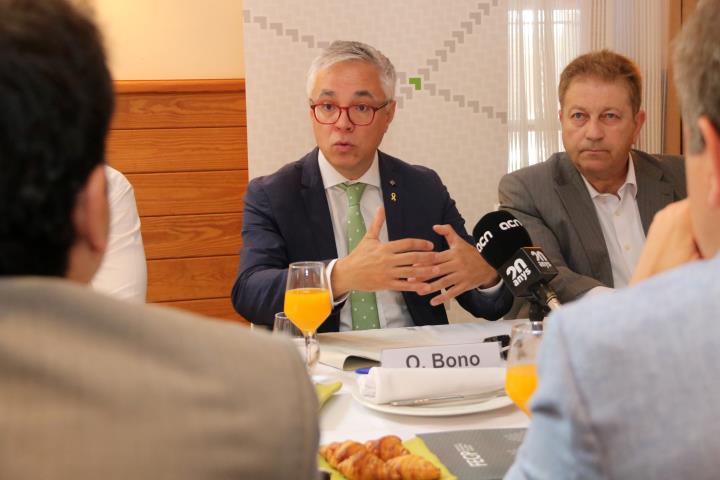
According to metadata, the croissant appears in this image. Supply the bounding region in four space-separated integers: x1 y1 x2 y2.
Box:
319 438 442 480
337 449 390 480
364 435 410 461
320 440 367 469
385 454 441 480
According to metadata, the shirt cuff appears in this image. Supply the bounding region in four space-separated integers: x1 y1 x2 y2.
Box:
476 278 504 295
326 258 349 306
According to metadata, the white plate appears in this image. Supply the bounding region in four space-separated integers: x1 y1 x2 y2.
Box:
350 388 514 417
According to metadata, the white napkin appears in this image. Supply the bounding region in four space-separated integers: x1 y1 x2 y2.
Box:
357 367 505 404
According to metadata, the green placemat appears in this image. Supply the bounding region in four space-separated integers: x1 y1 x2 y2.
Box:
318 436 457 480
316 381 342 409
404 436 457 480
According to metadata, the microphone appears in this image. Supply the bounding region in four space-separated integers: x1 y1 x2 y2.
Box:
473 210 561 314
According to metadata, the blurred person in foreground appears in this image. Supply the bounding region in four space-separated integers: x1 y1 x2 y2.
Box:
233 40 512 332
505 2 720 478
499 50 685 318
0 1 318 479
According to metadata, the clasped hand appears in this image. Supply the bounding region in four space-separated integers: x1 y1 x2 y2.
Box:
331 207 437 297
415 224 500 306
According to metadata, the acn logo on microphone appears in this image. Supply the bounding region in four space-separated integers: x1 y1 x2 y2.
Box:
499 219 522 231
530 250 553 269
506 258 531 287
475 231 493 253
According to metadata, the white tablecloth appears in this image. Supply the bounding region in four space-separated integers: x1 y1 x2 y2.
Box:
315 320 530 444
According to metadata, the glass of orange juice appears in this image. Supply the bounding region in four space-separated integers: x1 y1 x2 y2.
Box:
505 321 543 415
284 261 332 371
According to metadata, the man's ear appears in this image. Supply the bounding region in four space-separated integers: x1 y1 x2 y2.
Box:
633 110 647 144
698 117 720 208
73 164 109 255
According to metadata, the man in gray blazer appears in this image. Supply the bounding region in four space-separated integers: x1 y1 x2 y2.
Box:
0 2 318 479
506 1 720 478
499 50 685 316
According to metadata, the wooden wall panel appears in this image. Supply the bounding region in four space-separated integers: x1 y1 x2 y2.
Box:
665 0 683 155
111 79 247 323
115 80 245 94
665 0 699 154
112 92 246 130
146 255 239 303
107 127 247 173
682 0 697 18
156 298 247 323
142 213 243 260
127 171 246 217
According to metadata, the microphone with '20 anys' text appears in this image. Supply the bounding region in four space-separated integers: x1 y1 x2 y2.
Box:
472 210 561 315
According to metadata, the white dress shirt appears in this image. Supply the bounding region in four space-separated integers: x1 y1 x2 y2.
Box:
318 151 415 331
581 155 646 293
90 166 147 303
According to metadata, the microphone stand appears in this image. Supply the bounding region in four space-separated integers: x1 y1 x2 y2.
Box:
528 300 550 322
528 283 561 321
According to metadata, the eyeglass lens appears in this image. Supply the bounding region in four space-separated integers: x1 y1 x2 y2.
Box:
313 104 376 125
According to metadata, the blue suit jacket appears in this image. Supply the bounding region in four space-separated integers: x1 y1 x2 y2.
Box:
232 149 512 332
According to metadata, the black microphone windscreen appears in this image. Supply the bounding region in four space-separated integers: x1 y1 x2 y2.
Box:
472 210 533 269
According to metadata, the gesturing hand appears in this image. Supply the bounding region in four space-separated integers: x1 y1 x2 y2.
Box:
331 207 437 297
416 224 500 306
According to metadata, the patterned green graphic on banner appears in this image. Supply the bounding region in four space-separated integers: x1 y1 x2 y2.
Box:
338 182 380 330
243 4 509 121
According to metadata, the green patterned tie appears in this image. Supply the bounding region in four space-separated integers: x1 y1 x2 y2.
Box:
338 182 381 330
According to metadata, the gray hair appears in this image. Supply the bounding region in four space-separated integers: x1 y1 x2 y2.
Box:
673 0 720 154
306 40 396 101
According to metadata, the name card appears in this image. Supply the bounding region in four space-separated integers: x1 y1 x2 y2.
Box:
381 342 502 369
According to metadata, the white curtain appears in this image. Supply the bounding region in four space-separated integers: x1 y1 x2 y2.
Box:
508 0 669 172
588 0 669 154
508 0 586 171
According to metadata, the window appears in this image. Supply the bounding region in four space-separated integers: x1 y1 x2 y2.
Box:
508 4 582 172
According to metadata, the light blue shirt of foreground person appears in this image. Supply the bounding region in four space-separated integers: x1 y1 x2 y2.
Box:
505 254 720 480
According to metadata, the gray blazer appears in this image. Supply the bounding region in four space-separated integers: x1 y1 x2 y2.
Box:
505 254 720 480
498 150 686 316
0 278 319 480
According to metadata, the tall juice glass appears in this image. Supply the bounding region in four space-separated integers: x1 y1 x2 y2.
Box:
284 262 331 371
505 321 543 415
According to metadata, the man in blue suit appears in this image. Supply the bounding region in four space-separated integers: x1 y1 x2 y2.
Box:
505 1 720 478
233 40 511 332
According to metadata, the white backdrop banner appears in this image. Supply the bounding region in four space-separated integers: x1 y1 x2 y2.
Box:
243 1 508 322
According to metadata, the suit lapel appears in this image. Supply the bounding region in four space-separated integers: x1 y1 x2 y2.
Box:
378 152 404 241
554 155 614 285
299 149 338 259
633 151 676 233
